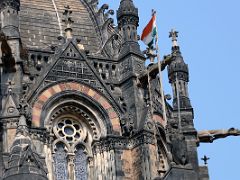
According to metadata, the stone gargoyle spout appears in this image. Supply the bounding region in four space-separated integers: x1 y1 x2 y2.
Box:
198 128 240 143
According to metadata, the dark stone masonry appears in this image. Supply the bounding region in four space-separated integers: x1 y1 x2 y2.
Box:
0 0 237 179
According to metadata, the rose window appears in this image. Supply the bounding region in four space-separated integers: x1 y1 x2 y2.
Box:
54 118 84 143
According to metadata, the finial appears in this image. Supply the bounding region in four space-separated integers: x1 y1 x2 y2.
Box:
169 29 179 47
144 47 157 64
151 9 156 16
62 5 74 39
201 155 210 165
16 98 31 136
6 80 15 94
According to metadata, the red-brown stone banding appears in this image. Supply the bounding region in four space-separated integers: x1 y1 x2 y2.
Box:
32 82 121 133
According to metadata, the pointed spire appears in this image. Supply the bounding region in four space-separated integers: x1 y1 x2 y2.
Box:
167 30 191 109
16 114 29 137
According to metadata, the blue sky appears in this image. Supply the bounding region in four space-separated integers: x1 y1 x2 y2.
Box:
100 0 240 179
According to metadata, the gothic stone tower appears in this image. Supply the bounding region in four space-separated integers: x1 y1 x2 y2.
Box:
0 0 214 179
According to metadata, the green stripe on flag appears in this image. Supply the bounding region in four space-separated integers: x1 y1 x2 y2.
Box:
148 39 154 47
152 27 157 38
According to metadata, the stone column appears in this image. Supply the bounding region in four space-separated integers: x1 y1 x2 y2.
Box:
110 149 116 180
44 144 54 180
88 157 94 180
68 154 75 180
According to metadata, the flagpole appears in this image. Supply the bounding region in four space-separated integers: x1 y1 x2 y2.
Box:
153 10 168 125
142 10 169 176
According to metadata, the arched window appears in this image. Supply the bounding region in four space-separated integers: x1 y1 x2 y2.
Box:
50 103 103 180
54 143 68 180
44 99 108 180
53 116 89 180
53 117 89 180
75 146 88 180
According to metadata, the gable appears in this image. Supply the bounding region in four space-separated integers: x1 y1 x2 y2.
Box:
2 92 19 117
26 40 122 119
45 42 104 93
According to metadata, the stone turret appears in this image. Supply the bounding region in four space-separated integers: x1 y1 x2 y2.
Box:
115 0 146 135
3 113 48 180
0 0 21 63
117 0 142 57
167 30 199 175
0 0 23 106
0 0 20 39
168 29 192 110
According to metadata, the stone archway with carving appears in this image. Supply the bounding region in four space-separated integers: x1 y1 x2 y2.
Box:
30 81 122 180
31 81 121 135
49 103 97 180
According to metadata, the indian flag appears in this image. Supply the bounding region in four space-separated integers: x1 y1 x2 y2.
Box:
141 14 157 47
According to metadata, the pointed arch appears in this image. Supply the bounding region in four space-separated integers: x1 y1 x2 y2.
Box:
53 142 68 180
74 144 88 180
32 81 121 135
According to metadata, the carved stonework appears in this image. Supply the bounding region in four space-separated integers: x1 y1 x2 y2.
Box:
0 0 215 179
46 58 101 90
92 131 155 154
120 112 135 137
170 135 188 166
0 0 20 11
120 59 132 79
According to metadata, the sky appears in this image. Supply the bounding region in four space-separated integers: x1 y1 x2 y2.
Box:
100 0 240 179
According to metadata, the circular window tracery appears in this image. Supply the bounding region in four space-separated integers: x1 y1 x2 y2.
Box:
55 118 83 143
50 105 101 141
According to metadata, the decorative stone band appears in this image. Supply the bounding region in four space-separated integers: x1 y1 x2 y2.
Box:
32 82 121 134
92 130 156 154
153 114 166 127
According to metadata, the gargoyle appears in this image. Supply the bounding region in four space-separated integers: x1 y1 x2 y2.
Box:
198 128 240 143
97 4 109 16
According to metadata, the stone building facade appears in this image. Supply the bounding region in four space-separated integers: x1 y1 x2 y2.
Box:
0 0 213 179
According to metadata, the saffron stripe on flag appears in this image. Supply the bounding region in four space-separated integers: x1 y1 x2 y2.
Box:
141 15 156 41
